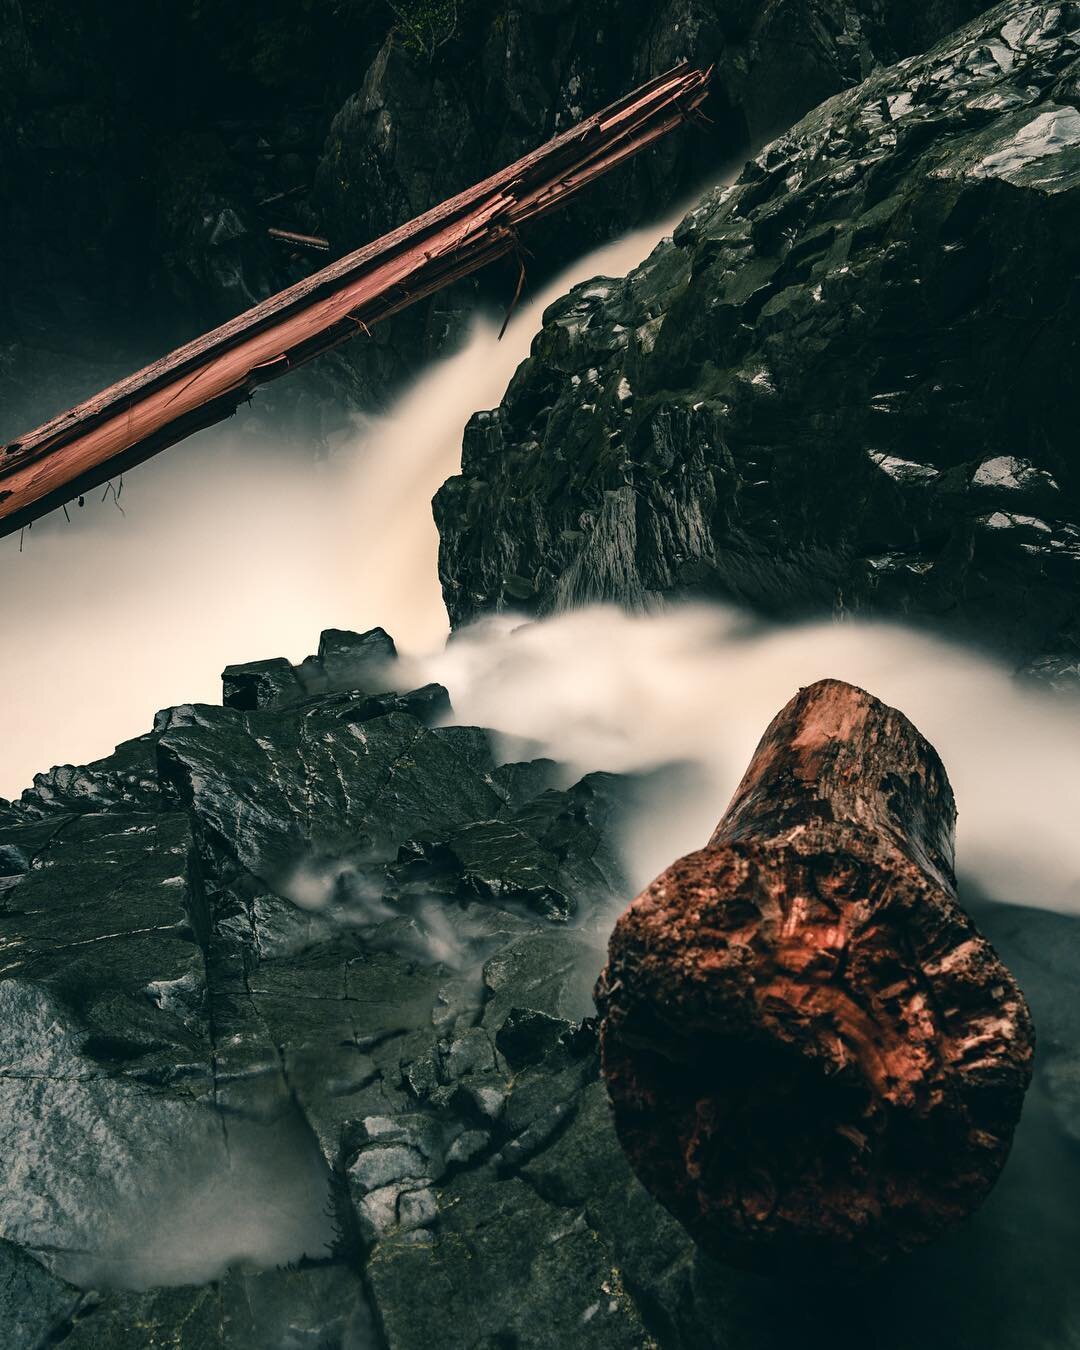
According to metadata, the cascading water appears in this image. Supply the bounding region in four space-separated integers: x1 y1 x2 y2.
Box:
0 207 695 798
3 199 1079 921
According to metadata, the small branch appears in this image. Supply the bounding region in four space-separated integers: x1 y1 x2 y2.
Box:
268 228 331 252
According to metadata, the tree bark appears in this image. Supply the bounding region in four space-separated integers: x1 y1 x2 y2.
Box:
596 678 1034 1275
0 64 710 539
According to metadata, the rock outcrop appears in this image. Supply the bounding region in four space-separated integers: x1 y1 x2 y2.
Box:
597 679 1033 1274
0 628 1077 1347
1 0 990 442
436 1 1080 674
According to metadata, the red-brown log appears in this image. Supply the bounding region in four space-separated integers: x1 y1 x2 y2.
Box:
0 64 711 539
596 678 1034 1275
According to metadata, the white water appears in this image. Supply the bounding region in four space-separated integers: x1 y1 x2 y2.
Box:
0 209 689 799
399 605 1080 914
3 201 1079 917
2 202 1080 1298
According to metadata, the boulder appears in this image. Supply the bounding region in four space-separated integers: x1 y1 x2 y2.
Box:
436 0 1080 672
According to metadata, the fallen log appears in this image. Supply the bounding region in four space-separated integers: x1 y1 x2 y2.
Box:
596 678 1034 1275
0 64 710 540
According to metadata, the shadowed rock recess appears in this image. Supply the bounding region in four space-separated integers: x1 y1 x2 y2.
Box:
436 1 1080 675
0 629 1077 1348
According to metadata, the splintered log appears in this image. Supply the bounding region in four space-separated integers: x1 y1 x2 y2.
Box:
0 65 711 539
596 678 1034 1275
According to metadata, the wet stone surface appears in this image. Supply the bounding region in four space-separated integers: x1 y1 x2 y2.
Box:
0 626 1076 1347
436 0 1080 676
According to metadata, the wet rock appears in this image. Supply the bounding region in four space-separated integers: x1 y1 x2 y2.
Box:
1 1 990 441
222 625 406 713
436 0 1080 668
14 731 165 818
221 657 304 712
0 1238 84 1350
496 1007 572 1069
0 630 1076 1346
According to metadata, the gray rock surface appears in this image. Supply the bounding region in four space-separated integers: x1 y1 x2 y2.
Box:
436 0 1080 671
0 625 1077 1347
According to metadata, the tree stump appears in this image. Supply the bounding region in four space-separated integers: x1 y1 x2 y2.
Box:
595 678 1034 1274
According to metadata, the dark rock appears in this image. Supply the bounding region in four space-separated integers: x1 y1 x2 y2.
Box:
0 1238 85 1350
496 1007 572 1069
221 656 304 711
489 756 563 810
0 640 1075 1346
1 1 992 443
0 635 657 1343
222 625 403 712
316 625 398 687
15 730 164 818
436 0 1080 668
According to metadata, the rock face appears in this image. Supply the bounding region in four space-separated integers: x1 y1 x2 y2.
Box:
1 0 989 443
314 0 991 285
436 1 1080 673
596 680 1034 1274
0 632 1075 1346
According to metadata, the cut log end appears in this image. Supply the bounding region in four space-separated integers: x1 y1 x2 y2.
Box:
596 679 1034 1275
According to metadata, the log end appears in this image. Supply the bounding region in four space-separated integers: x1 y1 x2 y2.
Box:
596 683 1034 1276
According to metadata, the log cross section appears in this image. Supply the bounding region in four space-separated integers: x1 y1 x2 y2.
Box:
596 678 1034 1274
0 64 711 538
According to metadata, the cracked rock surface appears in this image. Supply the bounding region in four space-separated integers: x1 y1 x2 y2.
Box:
436 0 1080 675
0 627 1077 1347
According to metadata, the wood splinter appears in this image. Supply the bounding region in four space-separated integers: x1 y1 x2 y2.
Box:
596 678 1034 1275
267 228 331 251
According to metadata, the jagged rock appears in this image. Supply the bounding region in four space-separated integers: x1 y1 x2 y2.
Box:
14 730 164 818
496 1007 572 1069
388 771 630 921
221 656 304 712
436 0 1080 670
1 1 990 439
222 625 402 712
0 637 1076 1346
596 679 1034 1274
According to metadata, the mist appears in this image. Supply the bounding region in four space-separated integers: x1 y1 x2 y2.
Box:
0 208 697 801
49 1111 337 1292
399 605 1080 917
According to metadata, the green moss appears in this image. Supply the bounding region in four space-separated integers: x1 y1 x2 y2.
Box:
386 0 466 59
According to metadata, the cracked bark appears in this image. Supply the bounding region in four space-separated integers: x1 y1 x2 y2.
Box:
596 678 1034 1274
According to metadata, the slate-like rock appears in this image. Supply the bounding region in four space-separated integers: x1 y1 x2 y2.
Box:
1 631 1077 1347
436 0 1080 671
